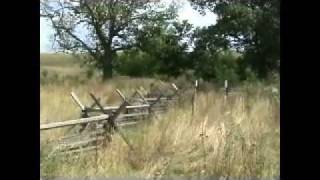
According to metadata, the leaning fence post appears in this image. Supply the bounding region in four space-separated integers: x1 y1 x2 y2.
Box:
192 80 198 118
70 91 86 111
70 91 88 132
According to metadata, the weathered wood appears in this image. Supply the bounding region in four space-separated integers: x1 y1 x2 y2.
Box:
146 97 177 101
111 90 143 150
115 117 145 123
171 83 179 91
59 136 106 149
136 90 149 104
82 98 177 113
128 90 138 100
153 107 167 112
64 146 98 154
86 104 150 113
117 121 139 127
41 83 187 156
119 112 149 119
192 80 198 117
40 115 109 130
116 89 126 101
145 94 164 120
224 80 229 101
70 92 86 111
89 97 101 108
59 129 106 141
152 103 167 107
146 97 163 101
89 93 108 114
108 101 130 128
89 92 122 131
104 112 149 122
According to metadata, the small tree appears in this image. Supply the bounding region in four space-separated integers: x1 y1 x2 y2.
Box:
41 0 176 80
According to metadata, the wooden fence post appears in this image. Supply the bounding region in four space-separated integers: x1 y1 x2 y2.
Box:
224 80 228 103
192 80 198 118
70 92 85 111
171 83 180 105
136 90 150 120
70 91 89 133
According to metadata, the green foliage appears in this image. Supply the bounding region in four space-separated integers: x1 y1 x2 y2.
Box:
243 67 259 83
115 50 158 77
136 20 194 77
213 52 240 84
86 68 95 79
191 0 280 79
191 49 241 84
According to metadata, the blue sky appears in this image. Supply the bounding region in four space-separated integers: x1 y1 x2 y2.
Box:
40 0 216 53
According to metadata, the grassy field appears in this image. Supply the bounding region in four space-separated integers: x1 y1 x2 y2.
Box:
40 54 280 178
41 53 84 74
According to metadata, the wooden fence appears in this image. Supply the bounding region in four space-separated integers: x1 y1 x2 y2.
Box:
40 83 180 155
40 79 247 156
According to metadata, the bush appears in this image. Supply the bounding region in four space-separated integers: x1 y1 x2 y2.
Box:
41 70 48 78
243 67 259 83
86 68 94 79
213 51 241 85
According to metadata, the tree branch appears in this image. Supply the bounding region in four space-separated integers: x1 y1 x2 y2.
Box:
48 14 98 58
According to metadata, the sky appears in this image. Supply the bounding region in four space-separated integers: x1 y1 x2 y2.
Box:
40 0 217 53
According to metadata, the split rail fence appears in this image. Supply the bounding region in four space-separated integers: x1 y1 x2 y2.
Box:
40 80 242 156
40 83 181 155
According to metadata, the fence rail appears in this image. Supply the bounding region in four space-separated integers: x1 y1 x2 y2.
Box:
40 114 109 130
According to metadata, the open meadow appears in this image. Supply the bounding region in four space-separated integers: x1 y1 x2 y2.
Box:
40 54 280 178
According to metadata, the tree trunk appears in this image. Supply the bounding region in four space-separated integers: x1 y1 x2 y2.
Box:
102 54 113 80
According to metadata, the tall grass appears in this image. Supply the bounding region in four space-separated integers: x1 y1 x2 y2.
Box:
41 80 279 178
40 53 279 178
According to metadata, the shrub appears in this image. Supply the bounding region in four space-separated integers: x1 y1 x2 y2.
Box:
41 70 48 78
213 51 241 85
243 67 259 83
86 68 94 79
115 50 158 77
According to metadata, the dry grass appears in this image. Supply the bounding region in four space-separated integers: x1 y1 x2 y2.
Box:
40 53 84 76
41 80 279 178
40 53 279 178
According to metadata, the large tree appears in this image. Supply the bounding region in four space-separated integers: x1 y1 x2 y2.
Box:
190 0 280 78
114 19 194 78
40 0 176 80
